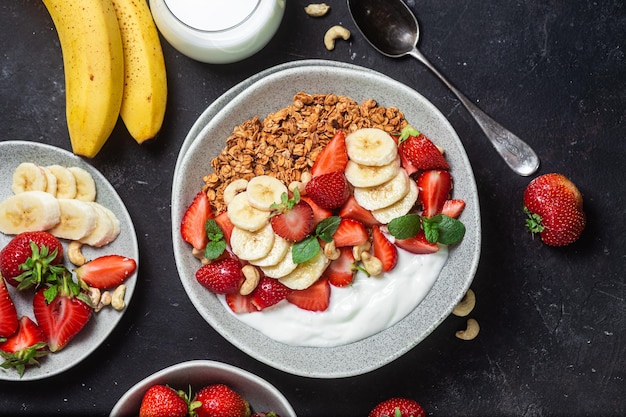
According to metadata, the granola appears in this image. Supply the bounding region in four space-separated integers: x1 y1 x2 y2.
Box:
203 92 408 213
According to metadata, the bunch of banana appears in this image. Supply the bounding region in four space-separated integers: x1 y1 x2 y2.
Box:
42 0 167 157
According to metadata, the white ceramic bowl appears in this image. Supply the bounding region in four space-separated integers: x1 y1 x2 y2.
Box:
149 0 285 64
109 360 296 417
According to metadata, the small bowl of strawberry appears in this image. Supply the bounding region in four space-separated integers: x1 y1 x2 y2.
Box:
110 360 296 417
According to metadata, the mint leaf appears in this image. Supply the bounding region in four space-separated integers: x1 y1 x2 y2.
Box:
388 214 421 239
316 216 341 243
292 235 320 264
204 219 226 260
422 214 465 244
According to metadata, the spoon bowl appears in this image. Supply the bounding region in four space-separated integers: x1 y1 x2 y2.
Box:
348 0 540 176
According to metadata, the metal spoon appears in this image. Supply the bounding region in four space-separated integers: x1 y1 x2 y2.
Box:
347 0 540 176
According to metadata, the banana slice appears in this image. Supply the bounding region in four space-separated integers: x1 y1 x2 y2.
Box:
227 191 270 232
248 233 290 267
47 165 77 199
79 202 120 247
48 199 98 241
68 166 97 201
260 245 298 279
345 128 397 167
344 156 401 188
246 175 288 211
372 178 419 224
12 162 48 194
0 191 61 234
41 166 58 195
278 250 329 290
230 223 275 261
353 168 410 211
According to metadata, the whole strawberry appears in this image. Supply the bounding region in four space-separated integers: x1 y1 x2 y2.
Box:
369 397 426 417
523 173 586 246
193 383 251 417
305 171 350 210
196 258 244 294
139 384 189 417
0 231 64 289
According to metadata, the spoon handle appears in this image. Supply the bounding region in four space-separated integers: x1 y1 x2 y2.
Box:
409 48 540 176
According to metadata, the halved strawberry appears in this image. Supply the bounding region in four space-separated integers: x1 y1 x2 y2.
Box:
0 316 48 377
417 170 452 217
322 247 356 287
270 199 315 242
333 218 369 247
305 171 351 210
371 226 398 272
442 199 466 218
301 195 332 225
225 292 257 314
33 273 92 352
398 132 449 171
310 130 348 177
181 191 213 251
395 231 439 254
75 255 137 289
286 277 331 311
0 279 18 337
338 196 381 227
214 211 235 244
250 276 292 310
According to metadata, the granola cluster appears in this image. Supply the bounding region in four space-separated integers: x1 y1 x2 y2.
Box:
203 92 408 213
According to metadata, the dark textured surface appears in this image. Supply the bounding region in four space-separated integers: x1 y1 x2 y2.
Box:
1 0 625 415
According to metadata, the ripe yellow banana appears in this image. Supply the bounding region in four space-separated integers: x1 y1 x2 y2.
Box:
112 0 168 143
42 0 125 158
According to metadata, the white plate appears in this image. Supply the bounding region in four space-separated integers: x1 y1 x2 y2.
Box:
110 360 296 417
0 141 139 381
171 60 481 378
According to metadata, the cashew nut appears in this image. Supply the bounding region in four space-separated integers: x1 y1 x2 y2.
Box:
304 3 330 17
323 240 340 260
96 291 112 312
240 265 260 295
223 179 249 205
68 240 86 266
361 251 383 276
111 285 126 311
456 318 480 340
324 25 351 51
300 172 312 186
452 288 476 317
87 287 101 309
288 180 306 196
352 241 371 261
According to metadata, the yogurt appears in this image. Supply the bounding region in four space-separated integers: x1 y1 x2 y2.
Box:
220 246 448 347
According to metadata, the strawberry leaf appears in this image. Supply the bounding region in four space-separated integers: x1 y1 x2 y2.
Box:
292 235 321 264
422 214 466 245
388 214 421 239
204 219 226 260
398 124 420 144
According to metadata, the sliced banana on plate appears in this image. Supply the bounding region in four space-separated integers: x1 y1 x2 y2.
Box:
69 166 97 201
372 178 419 224
48 199 99 241
248 233 291 267
227 191 270 232
345 128 397 167
344 156 401 188
46 164 77 199
353 168 410 211
11 162 48 194
41 166 58 195
230 223 276 261
278 250 329 290
246 175 287 211
260 245 298 279
80 202 121 247
0 190 61 234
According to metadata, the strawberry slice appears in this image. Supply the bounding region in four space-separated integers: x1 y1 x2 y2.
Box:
0 316 48 377
333 218 369 247
310 130 348 177
214 211 234 244
417 170 452 217
286 277 331 311
305 171 351 210
75 255 137 289
398 132 449 171
371 226 398 272
0 279 18 337
250 276 292 310
338 196 381 227
270 200 315 242
181 191 213 251
301 195 332 225
442 199 466 218
225 292 257 313
322 247 355 287
33 274 93 352
395 231 439 254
